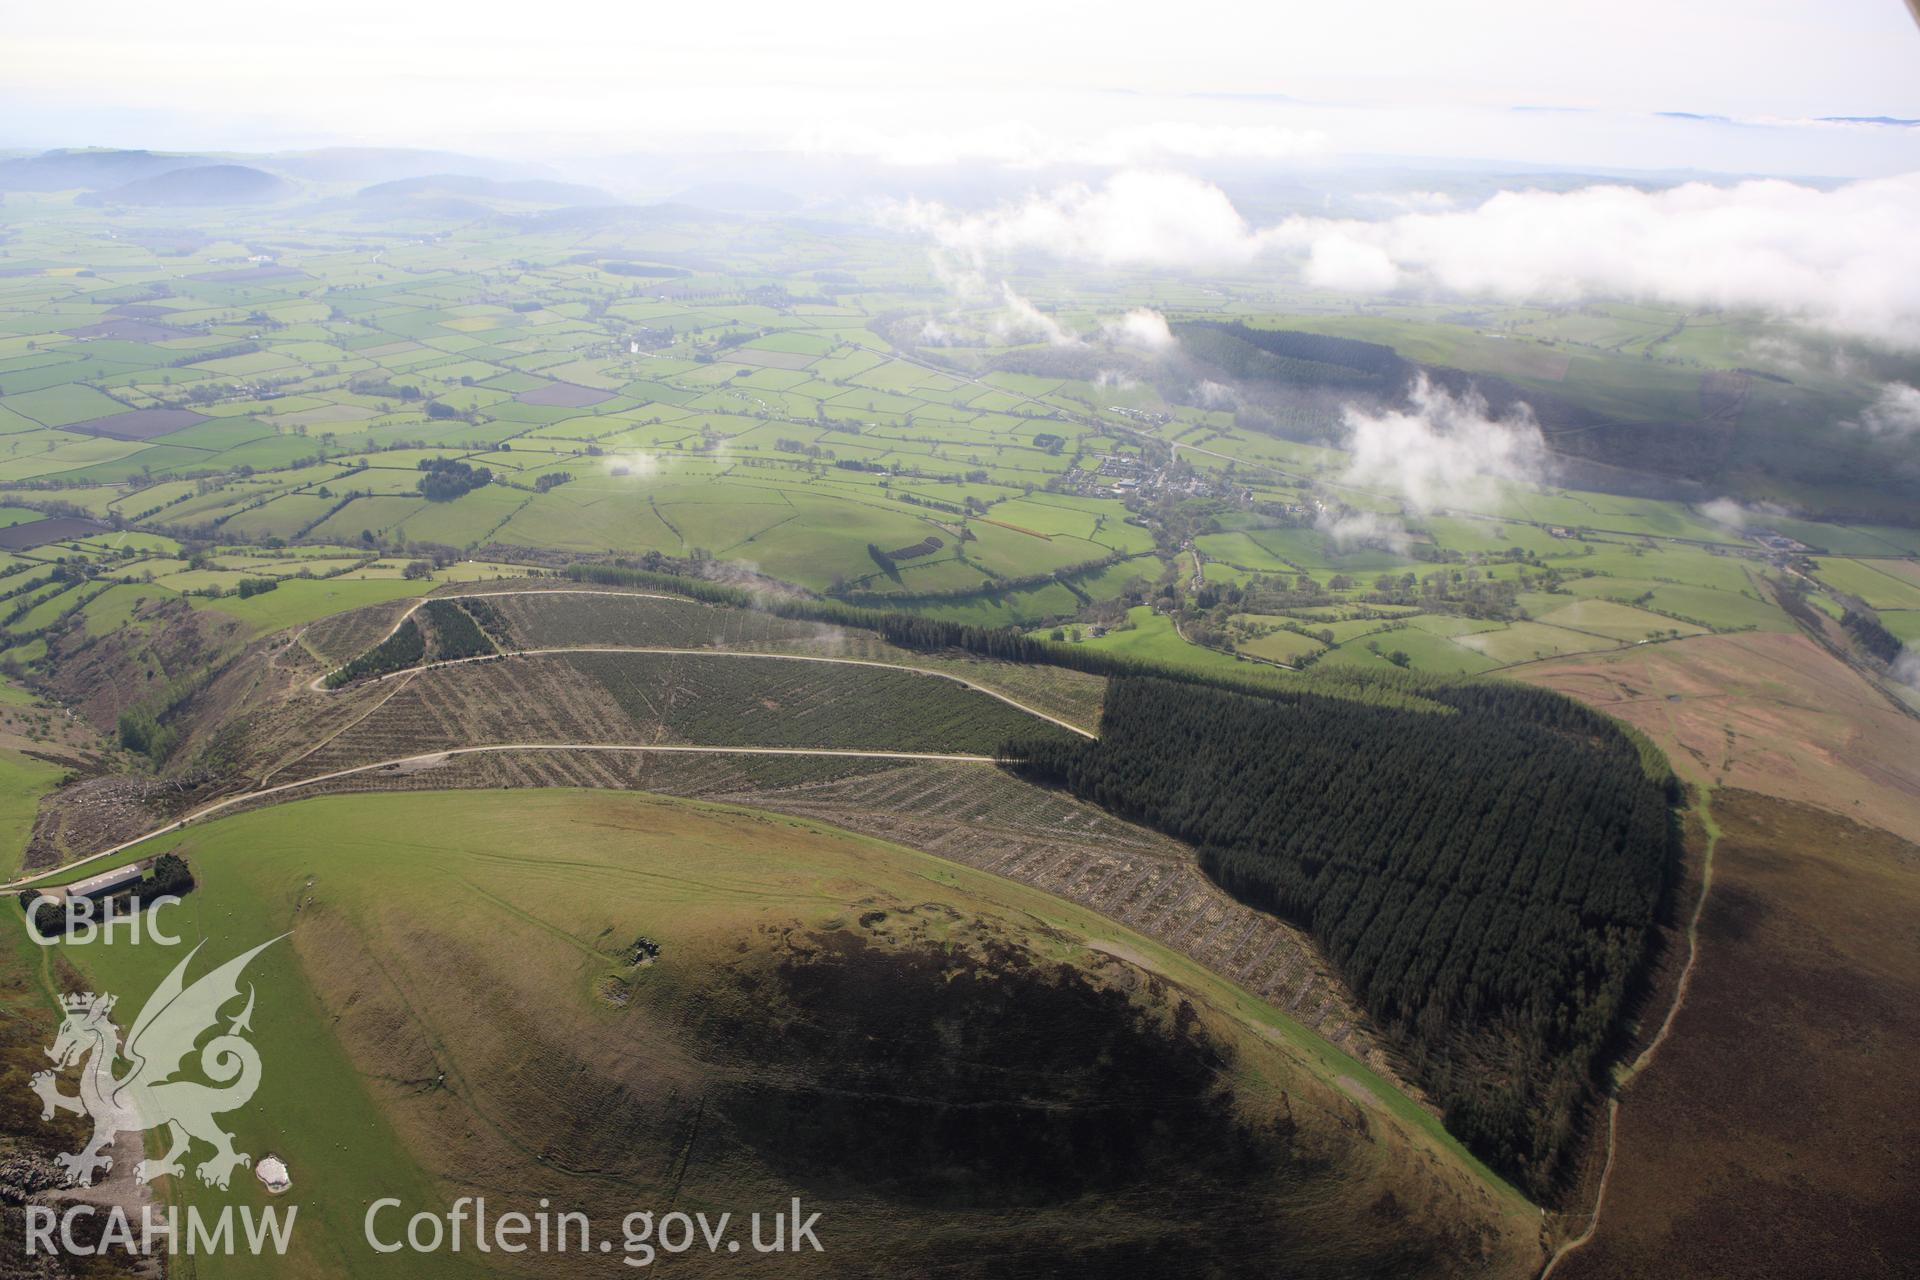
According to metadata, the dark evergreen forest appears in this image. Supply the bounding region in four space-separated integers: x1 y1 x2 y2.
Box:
1001 676 1678 1198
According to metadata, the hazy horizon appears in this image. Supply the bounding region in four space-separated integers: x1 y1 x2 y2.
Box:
6 0 1919 180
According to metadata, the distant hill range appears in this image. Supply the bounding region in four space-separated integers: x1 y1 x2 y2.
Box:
269 147 563 184
0 148 222 192
1168 320 1920 514
1173 320 1715 496
76 164 292 207
347 174 619 218
0 146 575 199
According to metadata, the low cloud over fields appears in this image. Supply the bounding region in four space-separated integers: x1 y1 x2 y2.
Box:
891 170 1920 348
1337 377 1548 512
887 171 1269 269
1856 382 1920 438
1313 378 1550 549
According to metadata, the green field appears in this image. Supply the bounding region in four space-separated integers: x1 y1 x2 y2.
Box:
191 577 436 634
1049 606 1271 680
1811 558 1920 611
1454 619 1614 664
1234 627 1325 664
0 747 66 879
1332 626 1501 675
1534 598 1705 642
1879 611 1920 643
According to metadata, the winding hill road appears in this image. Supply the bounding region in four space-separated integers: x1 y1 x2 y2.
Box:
4 743 998 892
309 588 1097 739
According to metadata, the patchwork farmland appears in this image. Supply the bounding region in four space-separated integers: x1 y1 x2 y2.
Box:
0 144 1915 1280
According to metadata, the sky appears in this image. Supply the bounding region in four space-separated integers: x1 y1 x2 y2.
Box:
5 0 1919 177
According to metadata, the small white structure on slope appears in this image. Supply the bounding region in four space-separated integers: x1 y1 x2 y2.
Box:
254 1155 291 1194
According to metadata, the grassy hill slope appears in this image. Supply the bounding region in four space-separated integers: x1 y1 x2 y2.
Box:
41 789 1543 1277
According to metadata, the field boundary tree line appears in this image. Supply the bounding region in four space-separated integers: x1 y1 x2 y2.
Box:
834 550 1142 609
561 561 1453 712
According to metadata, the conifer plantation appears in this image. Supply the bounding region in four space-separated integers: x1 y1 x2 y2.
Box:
1003 676 1678 1197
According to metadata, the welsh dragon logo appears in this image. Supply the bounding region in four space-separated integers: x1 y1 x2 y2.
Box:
30 937 283 1190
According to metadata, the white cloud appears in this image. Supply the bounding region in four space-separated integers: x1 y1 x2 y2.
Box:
892 169 1920 348
1316 509 1411 553
1195 379 1239 409
994 284 1078 346
1274 173 1920 347
1304 235 1401 292
1335 376 1547 511
1856 382 1920 438
887 170 1269 269
1317 380 1546 549
1700 496 1788 530
925 252 990 300
1100 307 1176 351
1700 496 1750 530
607 451 661 478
